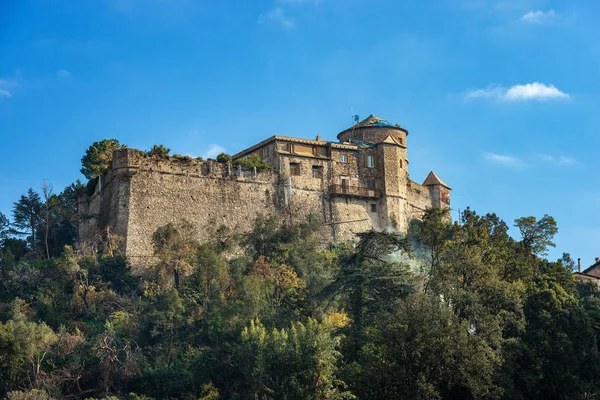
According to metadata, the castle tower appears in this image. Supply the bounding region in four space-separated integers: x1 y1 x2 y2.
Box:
337 115 410 230
423 171 451 208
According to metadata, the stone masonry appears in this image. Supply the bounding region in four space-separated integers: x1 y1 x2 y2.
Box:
78 115 450 268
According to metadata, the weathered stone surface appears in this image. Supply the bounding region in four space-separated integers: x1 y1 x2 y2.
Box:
78 115 450 270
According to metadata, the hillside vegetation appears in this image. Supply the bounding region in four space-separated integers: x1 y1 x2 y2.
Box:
1 140 599 399
1 203 599 399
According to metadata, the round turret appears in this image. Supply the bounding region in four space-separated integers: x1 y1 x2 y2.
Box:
337 114 408 145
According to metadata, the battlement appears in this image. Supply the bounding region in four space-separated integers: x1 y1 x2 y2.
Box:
108 148 275 182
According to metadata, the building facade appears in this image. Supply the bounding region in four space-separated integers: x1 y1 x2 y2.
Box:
78 115 450 268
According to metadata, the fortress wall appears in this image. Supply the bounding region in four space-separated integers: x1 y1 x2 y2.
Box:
407 180 435 220
78 151 132 250
79 142 446 269
124 151 280 267
332 197 382 241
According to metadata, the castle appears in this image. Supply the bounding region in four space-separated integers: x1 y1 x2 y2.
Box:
78 115 450 266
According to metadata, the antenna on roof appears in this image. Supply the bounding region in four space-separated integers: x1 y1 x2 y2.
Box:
350 108 360 126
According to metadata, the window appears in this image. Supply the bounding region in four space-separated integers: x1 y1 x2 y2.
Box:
286 143 294 153
290 163 301 176
370 204 377 212
261 147 269 158
367 179 376 190
366 155 375 168
399 159 403 168
312 147 318 156
340 154 348 163
312 166 322 178
340 176 349 193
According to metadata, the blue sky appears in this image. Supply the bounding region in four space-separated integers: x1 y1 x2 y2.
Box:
1 0 599 265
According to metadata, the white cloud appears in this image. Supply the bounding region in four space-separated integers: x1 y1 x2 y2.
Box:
202 144 226 160
259 8 295 29
57 69 71 79
0 89 11 98
504 82 569 100
483 152 525 167
466 82 569 101
534 153 577 165
520 9 558 23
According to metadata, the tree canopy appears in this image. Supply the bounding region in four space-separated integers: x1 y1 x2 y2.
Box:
80 139 126 180
0 204 598 400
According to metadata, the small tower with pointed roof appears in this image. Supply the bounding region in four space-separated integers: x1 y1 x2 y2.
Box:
423 171 451 208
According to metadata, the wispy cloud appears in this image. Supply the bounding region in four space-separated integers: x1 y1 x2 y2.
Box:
483 152 578 168
520 9 558 24
465 84 505 100
259 8 295 29
483 152 525 167
202 144 227 160
534 153 577 166
0 78 18 99
466 82 569 101
57 69 71 79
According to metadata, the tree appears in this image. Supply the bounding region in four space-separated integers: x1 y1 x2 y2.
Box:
44 181 84 257
505 264 600 399
514 214 558 256
0 302 58 391
321 231 414 353
12 188 42 254
146 145 170 157
233 154 271 172
186 245 231 313
80 139 126 180
410 207 452 293
236 318 353 399
351 293 501 400
151 222 197 290
216 153 232 163
0 211 10 246
248 256 306 317
41 180 53 259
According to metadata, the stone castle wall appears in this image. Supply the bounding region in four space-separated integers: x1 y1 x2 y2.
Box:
79 143 445 269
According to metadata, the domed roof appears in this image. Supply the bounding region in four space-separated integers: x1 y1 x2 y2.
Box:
337 114 407 142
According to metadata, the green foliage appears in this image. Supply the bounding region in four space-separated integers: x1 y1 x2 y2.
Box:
12 188 42 252
216 152 232 163
233 153 272 171
514 214 558 256
0 210 597 399
350 293 501 399
0 303 58 391
236 318 354 399
6 389 55 400
145 144 170 157
80 139 126 180
322 231 414 349
0 211 10 245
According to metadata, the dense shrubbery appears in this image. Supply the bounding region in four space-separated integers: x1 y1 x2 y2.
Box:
1 207 599 399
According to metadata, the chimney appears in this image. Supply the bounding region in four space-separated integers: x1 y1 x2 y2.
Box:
578 258 581 273
596 257 600 264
